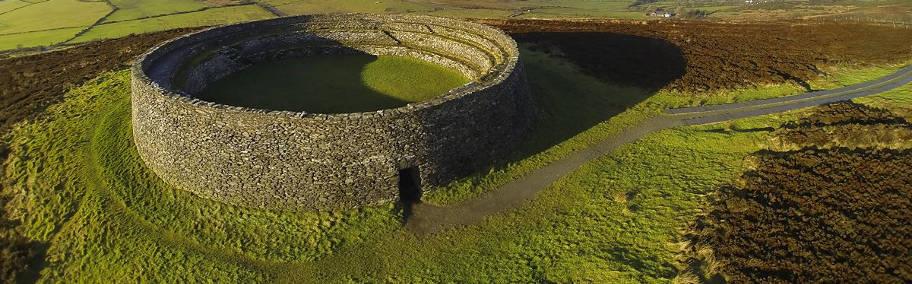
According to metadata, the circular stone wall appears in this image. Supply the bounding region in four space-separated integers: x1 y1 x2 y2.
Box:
131 14 534 210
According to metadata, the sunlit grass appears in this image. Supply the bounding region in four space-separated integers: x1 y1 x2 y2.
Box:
70 5 274 43
361 56 470 103
854 73 912 119
103 0 207 23
0 0 110 34
0 27 82 50
2 49 908 281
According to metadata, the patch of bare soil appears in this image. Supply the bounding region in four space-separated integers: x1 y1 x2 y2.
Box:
687 102 912 283
0 28 198 136
488 19 912 92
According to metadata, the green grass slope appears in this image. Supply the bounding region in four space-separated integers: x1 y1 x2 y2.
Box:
0 0 111 49
0 0 110 34
104 0 208 23
2 49 910 282
4 0 912 52
70 5 274 43
0 0 31 14
0 27 82 50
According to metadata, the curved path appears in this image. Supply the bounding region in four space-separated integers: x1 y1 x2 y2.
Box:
406 65 912 234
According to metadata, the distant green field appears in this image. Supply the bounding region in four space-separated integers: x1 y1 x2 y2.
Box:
71 4 274 43
104 0 208 23
2 0 912 52
0 0 704 51
198 55 469 113
0 27 81 50
0 0 110 34
0 0 112 49
4 46 908 281
0 0 31 14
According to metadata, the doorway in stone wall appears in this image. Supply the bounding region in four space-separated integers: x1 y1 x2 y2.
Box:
398 166 421 220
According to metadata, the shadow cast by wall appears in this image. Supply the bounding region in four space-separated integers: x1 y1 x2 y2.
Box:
0 217 49 283
402 32 686 228
195 51 412 114
506 32 686 163
516 32 686 92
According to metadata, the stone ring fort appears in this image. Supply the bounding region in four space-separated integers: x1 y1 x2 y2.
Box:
131 14 535 211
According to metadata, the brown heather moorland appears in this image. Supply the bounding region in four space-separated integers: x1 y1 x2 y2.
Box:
0 28 198 135
490 19 912 92
689 102 912 283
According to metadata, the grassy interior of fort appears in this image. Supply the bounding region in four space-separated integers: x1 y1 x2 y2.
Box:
196 55 470 113
3 43 910 281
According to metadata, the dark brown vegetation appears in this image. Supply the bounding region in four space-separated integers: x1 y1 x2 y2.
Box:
489 19 912 92
0 28 197 136
774 102 912 149
689 102 912 283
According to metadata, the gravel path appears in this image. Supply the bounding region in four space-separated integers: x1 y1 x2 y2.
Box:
406 65 912 234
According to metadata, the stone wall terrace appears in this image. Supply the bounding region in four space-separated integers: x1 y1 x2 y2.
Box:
131 14 534 210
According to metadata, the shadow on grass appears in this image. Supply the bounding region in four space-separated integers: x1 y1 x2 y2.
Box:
0 219 49 283
507 32 686 164
407 32 685 231
197 53 410 113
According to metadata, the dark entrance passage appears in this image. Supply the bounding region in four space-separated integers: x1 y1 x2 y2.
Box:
397 166 422 221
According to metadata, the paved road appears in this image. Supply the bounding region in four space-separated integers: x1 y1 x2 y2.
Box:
406 65 912 234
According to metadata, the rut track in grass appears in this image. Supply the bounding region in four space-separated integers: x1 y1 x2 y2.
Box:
405 64 912 234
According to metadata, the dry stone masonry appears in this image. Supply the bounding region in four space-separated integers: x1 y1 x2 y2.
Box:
131 14 534 210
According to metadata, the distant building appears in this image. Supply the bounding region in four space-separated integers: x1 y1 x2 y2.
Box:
648 8 675 18
745 0 774 5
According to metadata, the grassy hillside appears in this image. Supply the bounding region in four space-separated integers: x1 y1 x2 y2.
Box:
0 0 110 34
0 0 111 49
70 4 274 43
0 27 82 50
3 47 909 281
0 0 30 14
104 0 208 23
4 0 910 52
